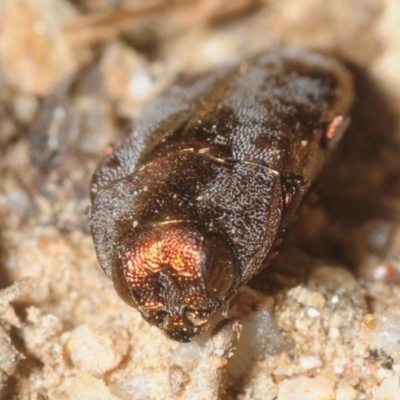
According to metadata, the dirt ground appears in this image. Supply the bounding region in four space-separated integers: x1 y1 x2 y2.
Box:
1 1 400 399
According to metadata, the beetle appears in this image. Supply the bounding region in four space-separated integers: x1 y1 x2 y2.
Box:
90 47 353 342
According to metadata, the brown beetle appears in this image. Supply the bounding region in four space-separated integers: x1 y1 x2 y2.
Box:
90 48 353 342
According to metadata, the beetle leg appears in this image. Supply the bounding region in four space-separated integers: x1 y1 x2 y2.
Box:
281 176 310 227
322 115 351 149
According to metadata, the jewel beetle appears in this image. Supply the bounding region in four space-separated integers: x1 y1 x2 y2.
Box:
90 48 353 342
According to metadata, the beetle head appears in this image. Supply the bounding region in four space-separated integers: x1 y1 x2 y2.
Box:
112 223 237 342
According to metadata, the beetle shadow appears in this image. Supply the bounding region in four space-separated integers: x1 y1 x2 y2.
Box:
318 62 400 227
226 63 400 396
312 62 400 267
248 63 400 293
0 230 14 290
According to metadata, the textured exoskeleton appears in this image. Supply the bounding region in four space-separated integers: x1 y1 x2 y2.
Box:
90 48 353 342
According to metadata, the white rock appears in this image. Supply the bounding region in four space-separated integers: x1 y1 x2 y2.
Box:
336 383 357 400
66 325 128 376
369 311 400 355
277 375 334 400
288 286 326 309
376 376 400 400
299 355 322 370
66 372 120 400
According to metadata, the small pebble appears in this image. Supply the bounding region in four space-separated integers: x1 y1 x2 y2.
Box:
277 375 334 400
